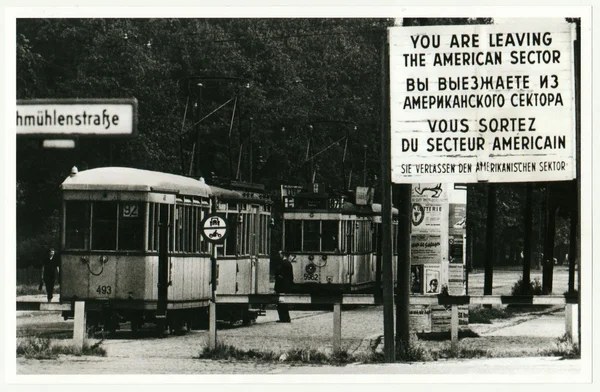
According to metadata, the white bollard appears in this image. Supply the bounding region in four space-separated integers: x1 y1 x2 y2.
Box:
208 300 217 349
451 304 459 353
565 303 579 345
73 301 86 350
333 303 342 353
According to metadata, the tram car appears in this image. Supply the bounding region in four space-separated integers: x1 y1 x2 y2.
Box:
280 183 397 293
59 166 271 333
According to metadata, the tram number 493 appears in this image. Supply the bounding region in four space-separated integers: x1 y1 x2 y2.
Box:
95 285 112 295
303 273 319 281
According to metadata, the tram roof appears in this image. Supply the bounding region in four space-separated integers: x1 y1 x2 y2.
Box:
61 167 212 197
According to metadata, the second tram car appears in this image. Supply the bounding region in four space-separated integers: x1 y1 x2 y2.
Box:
281 183 397 293
59 166 271 333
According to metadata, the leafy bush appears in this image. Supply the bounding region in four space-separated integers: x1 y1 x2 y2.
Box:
469 305 511 324
511 276 544 296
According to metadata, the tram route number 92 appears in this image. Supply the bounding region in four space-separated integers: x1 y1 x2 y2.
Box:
95 285 112 295
303 273 319 281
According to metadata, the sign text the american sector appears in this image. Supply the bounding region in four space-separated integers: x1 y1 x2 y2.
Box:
389 22 576 183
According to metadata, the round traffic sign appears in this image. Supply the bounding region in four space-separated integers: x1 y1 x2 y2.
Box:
201 215 228 243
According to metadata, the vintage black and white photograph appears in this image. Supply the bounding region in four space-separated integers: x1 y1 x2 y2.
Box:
3 2 595 386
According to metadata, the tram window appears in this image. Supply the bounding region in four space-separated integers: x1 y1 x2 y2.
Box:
303 220 320 252
226 213 238 256
119 202 145 251
321 221 338 252
284 220 302 252
65 201 90 250
92 202 117 250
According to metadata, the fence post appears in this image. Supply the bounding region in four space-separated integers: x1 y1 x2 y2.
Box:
451 304 459 353
73 301 86 350
333 303 342 353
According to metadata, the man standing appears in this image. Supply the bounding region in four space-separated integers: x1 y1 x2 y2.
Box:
39 248 60 302
274 250 294 323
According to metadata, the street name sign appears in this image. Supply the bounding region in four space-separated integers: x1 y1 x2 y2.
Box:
17 98 138 137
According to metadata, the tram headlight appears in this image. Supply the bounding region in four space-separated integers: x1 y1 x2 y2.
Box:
305 263 317 274
80 256 89 264
308 255 314 261
100 255 108 264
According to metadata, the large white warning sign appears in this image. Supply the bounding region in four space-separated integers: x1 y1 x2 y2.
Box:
389 21 576 183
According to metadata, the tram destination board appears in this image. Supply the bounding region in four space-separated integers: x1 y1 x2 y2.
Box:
389 21 576 183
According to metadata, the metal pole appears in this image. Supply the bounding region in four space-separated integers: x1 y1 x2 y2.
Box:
484 183 496 296
249 117 253 183
363 145 367 186
543 185 556 294
380 28 395 362
208 243 217 349
394 183 411 355
523 183 533 287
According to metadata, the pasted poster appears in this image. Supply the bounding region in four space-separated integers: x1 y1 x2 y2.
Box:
411 183 447 234
411 265 424 294
448 263 466 295
424 267 440 294
411 234 442 264
409 305 431 333
431 305 470 332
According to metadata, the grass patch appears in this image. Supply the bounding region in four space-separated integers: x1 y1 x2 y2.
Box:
198 344 382 365
540 333 580 359
396 334 435 362
17 334 106 359
17 284 62 296
469 305 512 324
197 344 279 361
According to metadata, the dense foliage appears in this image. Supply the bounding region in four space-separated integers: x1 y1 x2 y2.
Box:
16 18 577 270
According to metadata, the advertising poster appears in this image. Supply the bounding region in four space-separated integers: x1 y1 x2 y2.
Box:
411 234 442 264
411 265 424 294
409 305 432 333
431 305 470 332
424 267 440 294
448 263 466 295
411 183 448 235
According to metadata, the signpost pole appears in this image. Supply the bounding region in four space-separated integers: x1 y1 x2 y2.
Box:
202 212 227 350
395 183 411 355
380 28 395 363
208 243 217 350
484 184 496 297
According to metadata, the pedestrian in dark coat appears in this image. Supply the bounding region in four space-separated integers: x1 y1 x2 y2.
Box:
39 248 60 302
274 251 294 322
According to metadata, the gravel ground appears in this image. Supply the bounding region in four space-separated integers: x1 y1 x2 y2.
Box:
14 268 579 375
15 304 573 375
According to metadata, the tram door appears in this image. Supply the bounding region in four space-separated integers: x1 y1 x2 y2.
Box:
249 205 260 294
346 220 354 285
